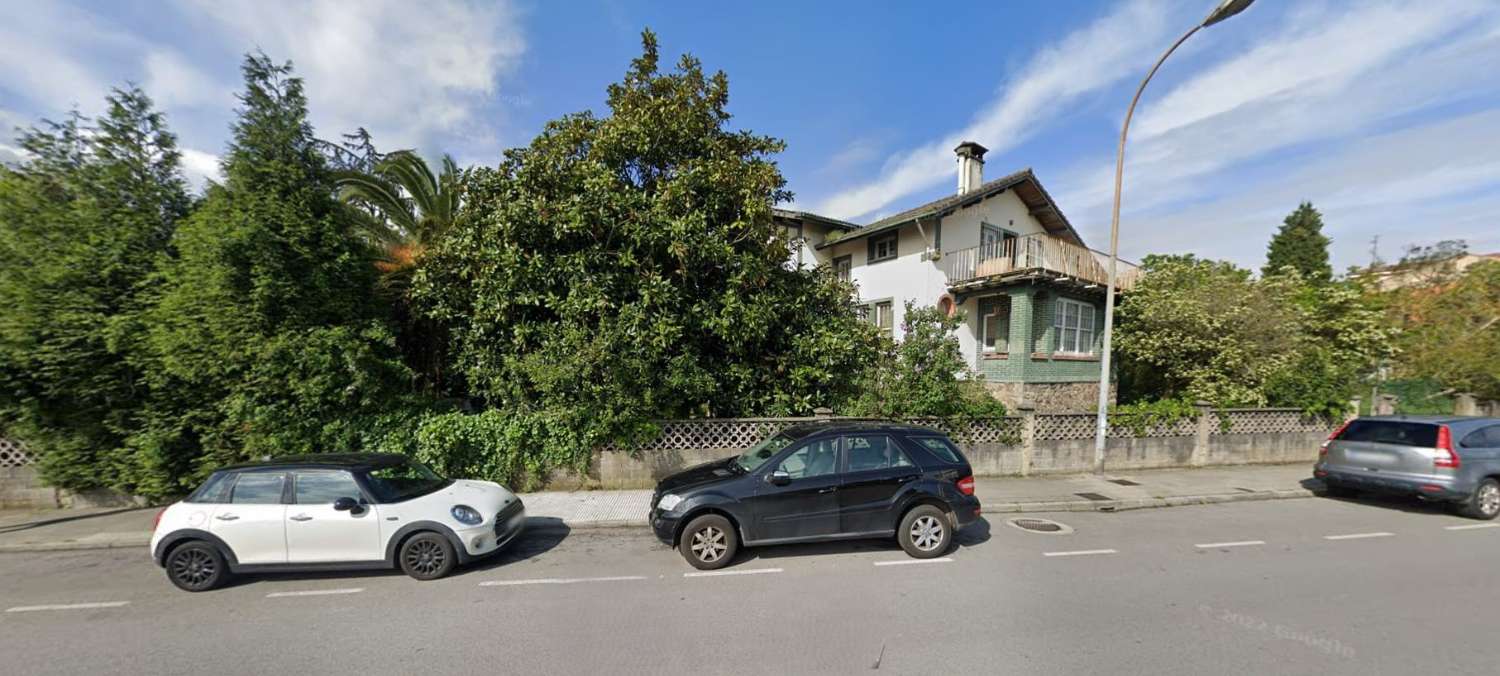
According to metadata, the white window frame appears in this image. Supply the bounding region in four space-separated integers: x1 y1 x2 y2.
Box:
1052 298 1095 355
867 300 894 335
980 297 1009 354
833 255 852 283
870 233 898 263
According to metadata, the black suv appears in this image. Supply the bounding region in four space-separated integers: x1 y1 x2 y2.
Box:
650 422 981 569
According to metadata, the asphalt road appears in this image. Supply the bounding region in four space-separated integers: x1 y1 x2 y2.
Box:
2 494 1498 675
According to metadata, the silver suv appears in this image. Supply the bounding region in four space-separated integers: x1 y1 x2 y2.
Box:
1315 416 1500 519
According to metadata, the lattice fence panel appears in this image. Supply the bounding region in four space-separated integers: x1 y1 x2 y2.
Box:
1216 409 1337 436
1035 413 1197 440
603 417 1026 452
0 437 34 468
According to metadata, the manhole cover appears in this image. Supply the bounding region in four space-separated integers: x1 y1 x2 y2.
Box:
1108 478 1140 486
1075 492 1112 501
1006 517 1075 535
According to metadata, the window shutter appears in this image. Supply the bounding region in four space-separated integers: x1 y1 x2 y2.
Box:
868 236 877 263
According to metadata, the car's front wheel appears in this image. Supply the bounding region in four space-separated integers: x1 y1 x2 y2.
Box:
898 505 952 558
679 514 738 570
1458 478 1500 520
399 532 457 580
165 540 229 592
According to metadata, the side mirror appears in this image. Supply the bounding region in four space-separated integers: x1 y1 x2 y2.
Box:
768 470 792 486
333 496 361 513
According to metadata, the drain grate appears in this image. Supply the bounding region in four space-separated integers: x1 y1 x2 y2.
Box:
1075 492 1112 501
1107 479 1141 486
1006 517 1075 535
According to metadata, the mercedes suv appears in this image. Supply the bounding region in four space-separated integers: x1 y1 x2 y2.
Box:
650 422 982 569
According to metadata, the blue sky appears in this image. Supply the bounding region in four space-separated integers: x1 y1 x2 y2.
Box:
2 0 1497 271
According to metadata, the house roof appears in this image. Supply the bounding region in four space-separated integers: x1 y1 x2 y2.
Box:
772 208 862 232
813 168 1085 250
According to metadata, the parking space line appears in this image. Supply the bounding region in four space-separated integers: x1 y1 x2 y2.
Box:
1194 540 1265 549
480 576 647 586
1042 549 1117 558
6 601 130 613
265 588 365 598
684 567 783 578
874 558 953 566
1444 523 1500 531
1323 532 1393 541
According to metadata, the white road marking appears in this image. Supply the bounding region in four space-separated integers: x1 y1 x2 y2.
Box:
1194 540 1266 549
874 557 953 566
1043 549 1117 558
683 567 783 578
480 576 647 586
6 601 130 613
1323 532 1394 541
1445 523 1500 531
265 588 365 598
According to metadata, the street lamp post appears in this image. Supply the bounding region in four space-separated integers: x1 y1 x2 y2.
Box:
1092 0 1256 474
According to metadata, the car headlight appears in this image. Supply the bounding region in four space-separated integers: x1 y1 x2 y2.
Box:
451 505 483 525
657 494 683 512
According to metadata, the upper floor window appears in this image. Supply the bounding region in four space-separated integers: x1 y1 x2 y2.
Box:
833 255 852 283
869 232 898 263
1053 298 1095 355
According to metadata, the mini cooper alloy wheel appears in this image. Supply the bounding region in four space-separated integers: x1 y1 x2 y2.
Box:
171 548 217 588
405 539 447 575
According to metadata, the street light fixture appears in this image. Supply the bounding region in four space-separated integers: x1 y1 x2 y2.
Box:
1092 0 1257 474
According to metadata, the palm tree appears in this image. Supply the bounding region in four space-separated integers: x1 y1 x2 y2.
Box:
336 150 461 291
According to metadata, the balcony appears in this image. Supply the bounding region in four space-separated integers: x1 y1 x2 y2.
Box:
939 233 1141 292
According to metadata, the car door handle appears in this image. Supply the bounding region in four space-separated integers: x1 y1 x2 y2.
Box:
214 514 239 521
289 514 313 522
818 486 838 494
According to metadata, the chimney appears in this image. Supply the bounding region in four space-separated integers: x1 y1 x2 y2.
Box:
955 141 988 195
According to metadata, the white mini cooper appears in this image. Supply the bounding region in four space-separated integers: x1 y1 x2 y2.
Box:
150 454 525 591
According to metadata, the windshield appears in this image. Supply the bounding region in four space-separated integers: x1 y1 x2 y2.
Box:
735 433 795 473
361 459 451 502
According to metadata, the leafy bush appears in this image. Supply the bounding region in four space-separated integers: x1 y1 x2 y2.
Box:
842 302 1007 422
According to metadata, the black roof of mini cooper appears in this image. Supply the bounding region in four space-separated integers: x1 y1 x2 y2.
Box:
217 452 412 473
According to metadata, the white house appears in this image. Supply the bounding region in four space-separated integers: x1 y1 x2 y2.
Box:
775 142 1140 412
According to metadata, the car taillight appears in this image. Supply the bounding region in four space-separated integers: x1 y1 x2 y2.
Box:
152 508 167 532
1434 425 1459 469
1321 420 1352 456
956 476 975 496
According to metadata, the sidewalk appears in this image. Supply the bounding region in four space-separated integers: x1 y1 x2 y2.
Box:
0 464 1322 553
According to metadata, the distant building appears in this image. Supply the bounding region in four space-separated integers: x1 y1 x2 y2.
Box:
1359 251 1500 291
773 142 1139 412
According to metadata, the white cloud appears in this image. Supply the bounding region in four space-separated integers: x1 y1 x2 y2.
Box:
1126 109 1500 270
177 0 526 153
810 0 1183 221
144 50 234 110
1055 0 1500 230
178 147 221 191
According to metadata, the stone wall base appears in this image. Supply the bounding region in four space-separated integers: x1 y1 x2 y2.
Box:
983 381 1115 413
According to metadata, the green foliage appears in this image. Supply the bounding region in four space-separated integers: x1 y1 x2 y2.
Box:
1263 201 1332 283
410 31 880 485
1109 398 1204 435
841 303 1007 422
0 88 190 490
1385 260 1500 400
131 54 413 496
336 149 462 289
1117 254 1392 417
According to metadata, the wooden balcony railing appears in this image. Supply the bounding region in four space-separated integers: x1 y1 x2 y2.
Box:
939 234 1140 291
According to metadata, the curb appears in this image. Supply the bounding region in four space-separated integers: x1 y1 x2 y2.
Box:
0 536 150 554
983 488 1318 514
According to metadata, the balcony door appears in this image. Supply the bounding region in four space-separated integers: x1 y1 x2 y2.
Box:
979 224 1017 276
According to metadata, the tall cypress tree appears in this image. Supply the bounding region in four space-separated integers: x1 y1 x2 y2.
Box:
0 88 189 490
1263 201 1332 282
139 54 411 494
